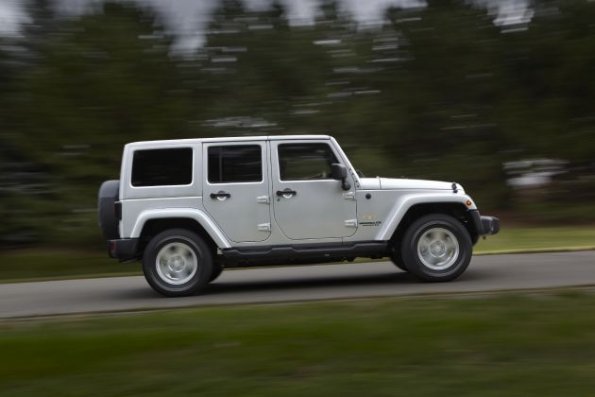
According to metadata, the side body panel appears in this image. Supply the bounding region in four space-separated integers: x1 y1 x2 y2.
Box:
269 139 358 240
201 140 271 243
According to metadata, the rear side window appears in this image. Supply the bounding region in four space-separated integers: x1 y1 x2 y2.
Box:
208 145 262 183
131 148 193 187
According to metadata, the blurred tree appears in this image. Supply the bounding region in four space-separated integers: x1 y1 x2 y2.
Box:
0 40 13 97
189 0 335 137
1 30 52 245
501 0 595 161
356 0 512 208
0 38 20 244
497 0 595 214
1 0 595 247
12 2 190 244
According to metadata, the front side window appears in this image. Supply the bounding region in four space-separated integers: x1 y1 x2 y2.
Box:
131 148 193 187
278 143 339 181
208 145 262 183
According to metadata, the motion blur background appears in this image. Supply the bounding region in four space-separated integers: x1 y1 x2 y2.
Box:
0 0 594 249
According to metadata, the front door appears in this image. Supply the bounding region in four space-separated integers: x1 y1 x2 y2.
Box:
202 141 271 243
271 140 357 240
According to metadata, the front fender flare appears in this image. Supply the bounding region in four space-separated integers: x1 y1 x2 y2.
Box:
375 193 476 241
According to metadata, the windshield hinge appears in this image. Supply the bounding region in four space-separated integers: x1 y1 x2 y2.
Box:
344 219 358 228
343 191 355 200
257 223 271 232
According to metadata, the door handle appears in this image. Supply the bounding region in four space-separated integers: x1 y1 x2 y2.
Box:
276 189 297 198
210 191 231 200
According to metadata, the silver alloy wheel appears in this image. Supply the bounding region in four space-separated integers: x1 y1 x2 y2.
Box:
416 227 460 271
155 242 198 285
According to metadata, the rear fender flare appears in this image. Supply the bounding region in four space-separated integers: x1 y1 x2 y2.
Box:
130 208 231 249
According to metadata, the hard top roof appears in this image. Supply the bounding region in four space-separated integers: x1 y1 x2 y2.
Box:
126 135 332 149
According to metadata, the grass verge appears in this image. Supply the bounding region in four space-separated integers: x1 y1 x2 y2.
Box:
1 226 594 282
2 291 595 396
0 249 141 282
474 225 595 254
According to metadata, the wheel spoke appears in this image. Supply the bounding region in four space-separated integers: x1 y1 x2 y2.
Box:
156 242 198 285
429 254 440 266
416 227 460 271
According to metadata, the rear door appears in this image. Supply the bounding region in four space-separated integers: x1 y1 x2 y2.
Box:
202 141 271 243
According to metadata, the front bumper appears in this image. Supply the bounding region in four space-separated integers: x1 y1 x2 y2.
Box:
108 238 140 261
469 210 500 236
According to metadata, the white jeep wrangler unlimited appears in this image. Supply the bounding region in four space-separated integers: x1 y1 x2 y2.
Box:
98 135 499 296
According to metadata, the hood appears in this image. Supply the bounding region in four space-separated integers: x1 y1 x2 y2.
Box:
359 177 464 192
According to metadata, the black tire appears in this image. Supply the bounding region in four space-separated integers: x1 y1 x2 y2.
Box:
389 244 408 271
390 254 408 272
400 214 472 282
142 229 213 297
209 264 224 282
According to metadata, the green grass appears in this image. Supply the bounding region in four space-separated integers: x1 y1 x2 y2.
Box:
0 249 141 281
2 292 595 396
474 226 595 254
0 226 593 282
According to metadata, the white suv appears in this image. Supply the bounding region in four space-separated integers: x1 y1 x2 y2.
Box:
98 135 499 296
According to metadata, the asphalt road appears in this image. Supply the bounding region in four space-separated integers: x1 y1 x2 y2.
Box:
1 251 594 319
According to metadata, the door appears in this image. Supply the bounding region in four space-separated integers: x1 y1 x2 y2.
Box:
271 140 357 240
202 142 271 243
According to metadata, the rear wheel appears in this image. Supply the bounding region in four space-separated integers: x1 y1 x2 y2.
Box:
209 263 224 282
400 214 472 282
142 229 213 296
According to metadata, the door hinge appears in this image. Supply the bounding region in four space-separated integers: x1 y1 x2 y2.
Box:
344 219 358 228
256 195 270 204
343 191 355 200
257 223 271 232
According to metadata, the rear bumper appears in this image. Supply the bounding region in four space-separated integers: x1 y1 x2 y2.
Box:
469 210 500 236
108 238 140 261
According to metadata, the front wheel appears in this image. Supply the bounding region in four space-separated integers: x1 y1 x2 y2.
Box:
142 229 214 296
400 214 472 282
389 247 408 271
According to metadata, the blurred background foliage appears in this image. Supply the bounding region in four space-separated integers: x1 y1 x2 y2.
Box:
0 0 594 248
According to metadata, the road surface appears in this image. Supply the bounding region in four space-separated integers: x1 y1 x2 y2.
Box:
1 251 594 319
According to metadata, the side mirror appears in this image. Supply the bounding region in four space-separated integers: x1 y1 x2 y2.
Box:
331 163 351 191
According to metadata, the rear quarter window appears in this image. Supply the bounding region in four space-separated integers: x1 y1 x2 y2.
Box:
131 148 193 187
